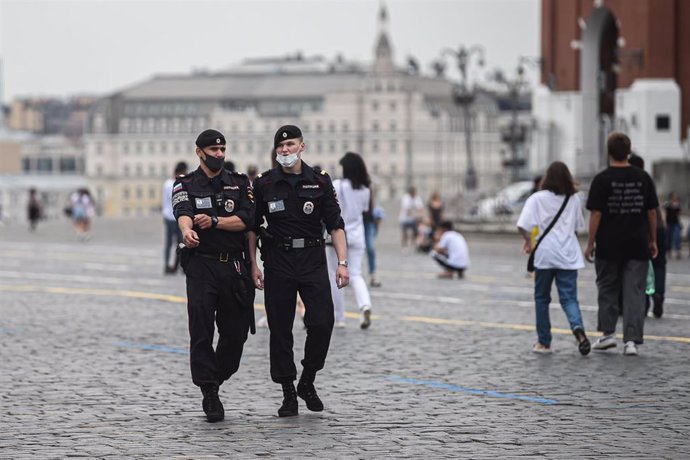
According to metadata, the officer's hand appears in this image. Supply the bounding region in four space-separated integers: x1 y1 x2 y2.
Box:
183 229 200 248
336 266 349 289
194 214 213 230
252 266 264 290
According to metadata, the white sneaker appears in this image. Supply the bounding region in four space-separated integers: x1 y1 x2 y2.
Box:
623 341 638 356
334 320 346 328
592 334 617 350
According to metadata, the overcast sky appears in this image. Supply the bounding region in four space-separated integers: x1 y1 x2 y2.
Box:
0 0 540 101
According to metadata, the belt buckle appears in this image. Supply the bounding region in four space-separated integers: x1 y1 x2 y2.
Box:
293 238 305 249
219 253 229 262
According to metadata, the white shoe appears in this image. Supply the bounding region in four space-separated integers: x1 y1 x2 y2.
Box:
334 320 346 328
592 334 617 350
623 341 638 356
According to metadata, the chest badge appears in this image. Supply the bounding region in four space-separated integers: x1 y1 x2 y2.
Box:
303 201 314 215
195 197 213 209
224 199 235 213
269 200 285 213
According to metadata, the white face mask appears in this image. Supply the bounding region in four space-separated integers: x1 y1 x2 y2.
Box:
276 152 299 168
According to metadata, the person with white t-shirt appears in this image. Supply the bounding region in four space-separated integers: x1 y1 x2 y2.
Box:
326 152 373 329
517 161 591 356
430 221 470 279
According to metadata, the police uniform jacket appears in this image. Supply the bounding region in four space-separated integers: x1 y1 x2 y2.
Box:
253 162 344 260
172 167 255 254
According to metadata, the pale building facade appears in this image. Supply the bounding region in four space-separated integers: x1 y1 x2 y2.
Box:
84 7 518 217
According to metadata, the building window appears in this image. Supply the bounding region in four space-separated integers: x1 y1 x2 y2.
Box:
389 120 397 131
247 141 254 153
656 114 670 131
136 187 143 199
342 121 349 133
329 141 336 153
389 101 397 111
316 141 323 154
148 164 156 177
342 141 349 151
95 143 103 155
124 165 130 176
329 122 336 133
161 164 167 177
123 188 130 199
390 140 397 153
161 142 167 154
59 157 77 172
372 100 379 111
135 142 142 155
37 158 53 172
148 141 156 154
136 164 143 177
372 140 379 153
149 186 156 199
122 142 130 155
316 122 323 133
96 165 103 177
372 121 380 132
22 158 30 172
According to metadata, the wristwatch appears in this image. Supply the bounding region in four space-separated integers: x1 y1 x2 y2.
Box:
338 260 348 267
211 215 219 228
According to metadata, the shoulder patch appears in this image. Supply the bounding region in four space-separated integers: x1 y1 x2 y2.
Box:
234 171 246 176
320 170 327 176
257 173 262 178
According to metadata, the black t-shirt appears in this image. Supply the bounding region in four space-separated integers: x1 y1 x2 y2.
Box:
586 166 659 260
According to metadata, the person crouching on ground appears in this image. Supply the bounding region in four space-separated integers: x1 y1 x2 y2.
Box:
430 221 470 279
517 161 591 355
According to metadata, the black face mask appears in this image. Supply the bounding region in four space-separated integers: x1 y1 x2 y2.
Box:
201 149 224 173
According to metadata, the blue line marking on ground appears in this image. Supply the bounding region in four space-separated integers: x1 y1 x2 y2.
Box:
387 376 558 405
115 341 188 355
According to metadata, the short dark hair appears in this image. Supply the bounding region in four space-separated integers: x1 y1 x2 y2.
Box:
628 153 644 169
607 132 631 161
539 161 577 196
174 161 188 175
439 220 454 231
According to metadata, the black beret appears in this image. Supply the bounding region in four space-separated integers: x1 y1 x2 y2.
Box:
274 125 302 149
196 129 226 148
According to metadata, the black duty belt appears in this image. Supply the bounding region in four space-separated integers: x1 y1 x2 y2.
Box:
276 237 324 250
195 251 243 262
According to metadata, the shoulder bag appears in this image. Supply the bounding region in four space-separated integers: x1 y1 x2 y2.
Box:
527 194 571 272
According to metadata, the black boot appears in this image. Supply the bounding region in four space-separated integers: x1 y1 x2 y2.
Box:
297 371 324 412
652 293 664 318
573 328 591 356
200 384 224 423
278 382 298 417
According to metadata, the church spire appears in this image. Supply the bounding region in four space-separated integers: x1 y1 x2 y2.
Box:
372 2 395 74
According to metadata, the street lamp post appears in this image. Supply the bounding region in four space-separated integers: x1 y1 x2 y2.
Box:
444 45 484 192
494 57 541 182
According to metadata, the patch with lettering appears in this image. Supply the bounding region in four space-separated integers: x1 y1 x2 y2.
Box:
172 191 188 207
302 184 319 189
224 185 240 190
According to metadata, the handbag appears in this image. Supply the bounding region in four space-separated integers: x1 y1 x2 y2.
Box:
527 194 571 272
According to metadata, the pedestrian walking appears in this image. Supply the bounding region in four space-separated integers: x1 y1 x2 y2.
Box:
399 186 424 247
326 152 373 329
663 192 682 260
247 125 349 417
517 161 590 355
162 161 188 274
27 188 42 231
585 132 659 356
172 129 256 422
363 188 384 287
70 188 95 241
430 221 470 279
629 153 666 318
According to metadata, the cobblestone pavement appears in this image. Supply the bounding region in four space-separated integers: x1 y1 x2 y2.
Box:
1 216 689 459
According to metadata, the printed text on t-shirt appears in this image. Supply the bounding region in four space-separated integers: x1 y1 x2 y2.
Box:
606 181 644 214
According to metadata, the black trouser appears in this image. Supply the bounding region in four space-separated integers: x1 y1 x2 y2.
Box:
432 252 465 275
185 254 253 386
263 247 334 384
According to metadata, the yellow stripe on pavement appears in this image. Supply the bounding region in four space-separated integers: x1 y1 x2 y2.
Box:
1 284 687 344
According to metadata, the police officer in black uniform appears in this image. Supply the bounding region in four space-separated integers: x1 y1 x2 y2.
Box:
172 129 255 423
247 125 349 417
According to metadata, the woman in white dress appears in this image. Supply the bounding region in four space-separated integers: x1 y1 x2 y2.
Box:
326 152 373 329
